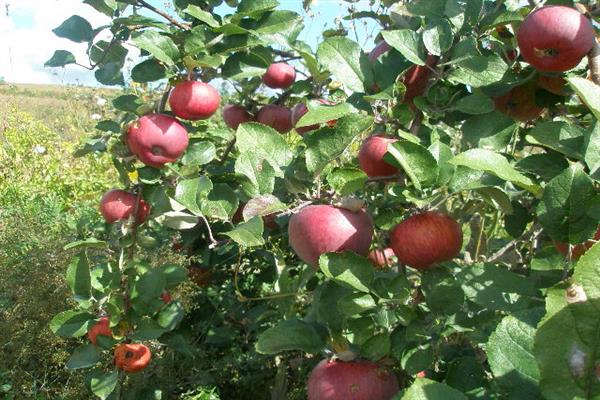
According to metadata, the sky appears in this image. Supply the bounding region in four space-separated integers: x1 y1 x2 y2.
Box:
0 0 378 86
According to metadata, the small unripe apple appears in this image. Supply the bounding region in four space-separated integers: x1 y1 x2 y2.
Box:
390 211 462 270
87 316 112 345
554 227 600 260
307 358 399 400
169 81 221 120
100 189 150 224
517 6 595 72
537 75 570 96
358 135 398 178
256 104 293 134
368 248 396 268
222 104 255 130
262 62 296 89
288 205 373 267
493 83 545 122
291 99 337 135
127 114 189 168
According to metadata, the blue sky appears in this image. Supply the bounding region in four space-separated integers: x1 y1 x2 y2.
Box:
0 0 378 86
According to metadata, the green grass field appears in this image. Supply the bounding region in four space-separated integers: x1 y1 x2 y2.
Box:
0 83 118 399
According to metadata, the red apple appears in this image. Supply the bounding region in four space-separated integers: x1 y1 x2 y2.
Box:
291 99 337 135
403 54 438 104
537 75 570 96
169 81 221 120
554 227 600 260
87 316 112 345
256 105 293 134
100 189 150 224
222 104 255 130
127 114 189 168
358 135 398 178
368 40 392 63
517 6 595 72
160 290 172 304
262 62 296 89
288 205 373 267
307 358 400 400
390 211 462 270
368 248 396 268
493 83 545 122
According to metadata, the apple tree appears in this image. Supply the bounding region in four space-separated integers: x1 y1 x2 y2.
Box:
45 0 600 399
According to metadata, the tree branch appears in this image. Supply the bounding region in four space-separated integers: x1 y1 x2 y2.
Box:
136 0 191 30
588 38 600 86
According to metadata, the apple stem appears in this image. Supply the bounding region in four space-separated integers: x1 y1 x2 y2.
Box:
588 39 600 86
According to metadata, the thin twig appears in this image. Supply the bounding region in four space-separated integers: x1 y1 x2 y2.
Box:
588 39 600 86
562 245 573 280
136 0 191 30
219 139 236 165
277 201 313 217
488 226 542 263
199 214 219 248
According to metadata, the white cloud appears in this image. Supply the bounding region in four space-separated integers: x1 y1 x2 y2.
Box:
0 0 110 85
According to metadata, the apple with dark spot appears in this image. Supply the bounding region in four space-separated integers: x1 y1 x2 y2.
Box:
493 83 545 122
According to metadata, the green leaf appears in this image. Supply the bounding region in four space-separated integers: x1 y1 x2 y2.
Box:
536 164 599 243
249 10 304 44
66 344 100 370
156 211 199 230
52 15 93 43
174 176 213 215
130 269 166 314
319 251 374 293
181 141 216 166
568 76 600 120
337 292 376 316
236 122 293 174
255 319 324 354
297 102 355 128
455 94 495 115
200 184 239 220
487 309 542 400
237 0 278 17
448 54 509 88
131 59 166 83
428 141 455 185
313 282 351 331
583 122 600 178
316 37 373 92
221 51 270 80
83 0 117 16
397 378 467 399
422 19 453 56
421 267 464 315
130 317 167 341
222 217 265 247
462 111 516 150
157 264 188 288
327 168 368 196
361 332 391 360
157 301 185 331
94 62 124 86
384 140 439 191
381 30 426 65
457 263 538 311
50 310 95 338
525 121 585 160
235 155 276 197
64 238 107 250
45 50 76 67
112 94 144 114
242 194 286 220
184 5 220 27
449 149 541 196
131 30 180 66
66 253 92 303
401 344 434 375
515 153 569 181
86 370 118 400
304 114 373 175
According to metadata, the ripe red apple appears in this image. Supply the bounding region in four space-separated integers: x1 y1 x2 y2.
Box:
100 189 151 224
537 75 570 96
517 6 595 72
291 99 337 135
390 211 462 270
87 316 112 345
256 104 293 134
307 358 399 400
169 81 221 120
262 62 296 89
288 205 373 267
554 227 600 260
127 114 189 168
368 40 393 63
222 104 255 130
358 135 398 178
403 54 438 104
368 248 396 268
493 83 545 122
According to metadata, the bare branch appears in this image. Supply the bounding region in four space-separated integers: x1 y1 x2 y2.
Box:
588 38 600 86
136 0 191 30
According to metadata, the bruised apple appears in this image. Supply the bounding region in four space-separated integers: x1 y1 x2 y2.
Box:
288 205 373 267
169 81 221 120
127 114 189 168
358 135 398 178
100 189 150 224
114 343 152 373
262 62 296 89
307 358 399 400
222 104 255 130
554 227 600 260
368 248 396 268
390 211 462 270
517 6 595 72
256 105 293 133
493 83 545 122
